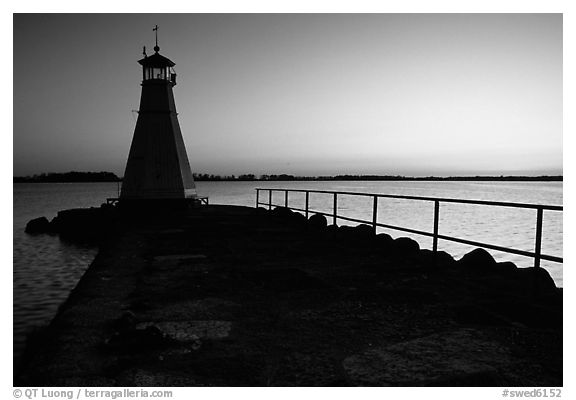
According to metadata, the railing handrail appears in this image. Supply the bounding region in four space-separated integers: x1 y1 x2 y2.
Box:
255 187 563 267
254 187 563 211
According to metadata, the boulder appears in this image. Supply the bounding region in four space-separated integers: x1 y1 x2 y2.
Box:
25 216 51 234
495 261 518 273
353 224 376 241
457 248 497 271
515 266 559 298
325 224 339 237
308 213 327 230
434 250 455 266
50 207 111 241
334 224 375 246
272 206 293 218
418 249 455 267
336 225 354 239
374 233 394 251
290 211 308 227
392 237 420 255
457 250 558 300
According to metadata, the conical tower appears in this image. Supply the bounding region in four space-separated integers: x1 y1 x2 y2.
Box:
121 29 196 200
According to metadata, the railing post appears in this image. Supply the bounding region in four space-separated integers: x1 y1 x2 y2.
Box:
285 190 289 207
268 190 272 210
372 195 378 233
305 191 309 218
333 193 338 225
433 200 440 252
534 207 543 268
256 189 259 208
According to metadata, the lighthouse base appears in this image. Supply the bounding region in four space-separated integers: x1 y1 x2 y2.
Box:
109 197 208 215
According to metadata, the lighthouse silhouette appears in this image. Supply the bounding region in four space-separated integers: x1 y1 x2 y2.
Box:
121 27 197 202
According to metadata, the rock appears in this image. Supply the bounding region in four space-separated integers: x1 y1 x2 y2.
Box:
308 213 327 230
325 224 339 237
375 233 394 250
50 207 109 240
273 206 294 218
417 249 455 268
495 261 518 273
336 225 355 239
458 249 522 275
47 206 119 242
457 248 497 270
515 266 558 298
354 224 375 241
290 212 308 227
25 216 51 234
392 237 420 254
334 224 377 248
434 250 455 265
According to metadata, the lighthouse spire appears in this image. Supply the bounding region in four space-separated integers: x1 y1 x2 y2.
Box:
153 25 159 52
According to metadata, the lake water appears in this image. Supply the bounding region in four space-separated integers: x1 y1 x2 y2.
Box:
13 181 563 365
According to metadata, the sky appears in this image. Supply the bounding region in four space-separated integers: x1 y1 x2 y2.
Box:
13 13 563 177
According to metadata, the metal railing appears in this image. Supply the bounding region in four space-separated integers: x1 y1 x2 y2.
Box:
255 188 563 268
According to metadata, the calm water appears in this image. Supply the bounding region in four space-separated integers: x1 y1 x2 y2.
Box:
13 181 563 363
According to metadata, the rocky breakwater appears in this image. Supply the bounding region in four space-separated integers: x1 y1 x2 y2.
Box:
25 203 118 243
18 205 562 386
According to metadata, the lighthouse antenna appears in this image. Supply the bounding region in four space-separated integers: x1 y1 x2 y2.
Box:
153 25 159 52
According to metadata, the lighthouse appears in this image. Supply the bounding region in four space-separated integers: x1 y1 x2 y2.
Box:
120 27 197 202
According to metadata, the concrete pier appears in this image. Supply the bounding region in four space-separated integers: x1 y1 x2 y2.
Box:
17 205 562 386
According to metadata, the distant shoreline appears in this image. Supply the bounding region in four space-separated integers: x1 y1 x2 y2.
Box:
13 172 563 183
13 172 121 183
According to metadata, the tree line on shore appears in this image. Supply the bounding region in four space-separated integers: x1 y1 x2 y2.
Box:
13 171 121 183
13 171 563 183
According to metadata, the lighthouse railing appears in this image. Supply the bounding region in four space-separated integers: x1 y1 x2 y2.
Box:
255 188 563 268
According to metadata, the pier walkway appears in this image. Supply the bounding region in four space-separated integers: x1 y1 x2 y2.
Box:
17 205 562 386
